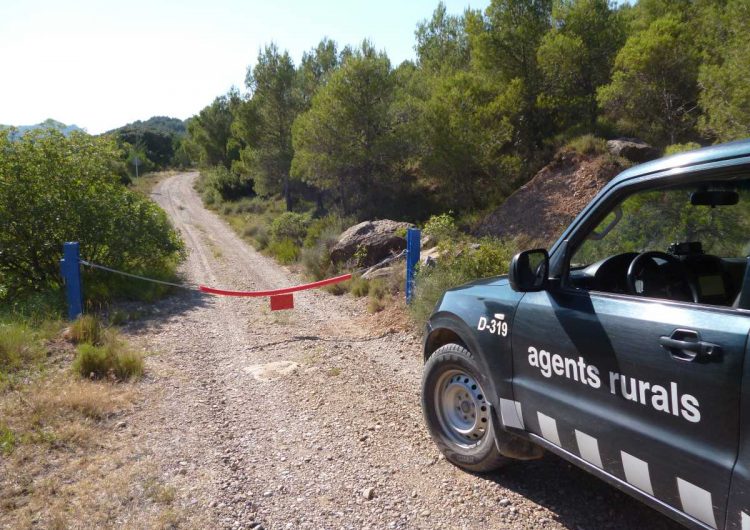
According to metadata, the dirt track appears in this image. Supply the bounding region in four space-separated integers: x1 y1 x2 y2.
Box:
120 171 681 529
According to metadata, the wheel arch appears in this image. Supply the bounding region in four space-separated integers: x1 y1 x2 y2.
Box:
424 311 497 399
424 311 544 461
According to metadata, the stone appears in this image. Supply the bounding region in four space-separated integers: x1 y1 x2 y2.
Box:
606 138 659 163
361 265 398 281
421 234 438 249
330 220 414 267
362 487 375 500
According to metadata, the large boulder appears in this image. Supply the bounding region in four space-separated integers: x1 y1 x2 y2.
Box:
606 138 659 163
331 220 413 266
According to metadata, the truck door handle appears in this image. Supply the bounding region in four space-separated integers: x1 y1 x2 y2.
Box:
659 329 721 362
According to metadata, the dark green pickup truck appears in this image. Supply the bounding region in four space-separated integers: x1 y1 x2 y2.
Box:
421 139 750 530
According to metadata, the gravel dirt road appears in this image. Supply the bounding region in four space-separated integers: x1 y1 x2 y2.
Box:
121 171 682 529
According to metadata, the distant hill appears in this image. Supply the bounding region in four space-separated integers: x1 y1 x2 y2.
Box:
106 116 188 172
106 116 186 137
1 119 84 136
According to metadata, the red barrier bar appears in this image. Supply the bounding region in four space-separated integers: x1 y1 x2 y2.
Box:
199 273 353 297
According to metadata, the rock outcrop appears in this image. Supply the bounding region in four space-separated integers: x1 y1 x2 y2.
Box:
606 138 659 163
330 220 414 266
475 151 629 247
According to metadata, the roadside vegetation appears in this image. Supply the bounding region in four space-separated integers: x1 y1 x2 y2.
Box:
181 0 750 327
0 126 184 526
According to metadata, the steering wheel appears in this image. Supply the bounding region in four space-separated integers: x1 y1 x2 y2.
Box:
626 251 699 303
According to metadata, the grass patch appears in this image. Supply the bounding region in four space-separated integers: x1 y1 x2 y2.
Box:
130 170 178 197
0 423 16 455
73 333 144 381
349 276 370 297
565 134 608 156
0 322 45 372
267 237 300 264
68 314 102 345
367 279 389 313
145 479 177 505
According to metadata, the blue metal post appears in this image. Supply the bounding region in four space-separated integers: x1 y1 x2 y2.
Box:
60 242 83 320
405 228 421 303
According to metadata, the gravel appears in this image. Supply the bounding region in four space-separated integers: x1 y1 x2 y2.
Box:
120 171 682 529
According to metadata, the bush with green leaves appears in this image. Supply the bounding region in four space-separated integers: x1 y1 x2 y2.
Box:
267 238 300 264
664 142 701 156
202 165 253 201
270 212 310 244
410 238 516 327
423 213 459 243
300 214 352 279
0 129 184 297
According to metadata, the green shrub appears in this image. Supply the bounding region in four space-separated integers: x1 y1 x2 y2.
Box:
83 258 182 303
0 129 184 297
300 216 348 280
303 214 351 248
0 289 64 324
367 279 389 313
664 142 701 155
410 238 516 326
202 165 253 201
68 315 102 345
423 213 459 243
565 134 608 156
268 238 300 264
349 276 370 297
0 323 44 372
234 197 267 214
255 225 270 250
73 334 143 381
270 212 310 244
324 282 347 295
202 187 221 206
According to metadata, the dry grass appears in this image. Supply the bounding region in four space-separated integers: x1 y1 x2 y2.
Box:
67 314 102 345
130 170 179 197
71 326 144 381
0 320 206 529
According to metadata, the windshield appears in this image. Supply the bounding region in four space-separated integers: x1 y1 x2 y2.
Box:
572 180 750 268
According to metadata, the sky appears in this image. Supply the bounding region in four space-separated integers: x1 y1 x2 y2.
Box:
0 0 489 134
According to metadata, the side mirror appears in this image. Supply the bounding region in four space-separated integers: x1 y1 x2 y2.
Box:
509 249 550 292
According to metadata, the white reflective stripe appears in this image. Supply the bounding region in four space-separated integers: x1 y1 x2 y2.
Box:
677 478 717 529
537 412 561 446
499 398 524 429
742 511 750 530
575 430 603 469
620 451 654 496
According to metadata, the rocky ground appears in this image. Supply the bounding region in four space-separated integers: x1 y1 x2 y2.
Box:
115 171 681 529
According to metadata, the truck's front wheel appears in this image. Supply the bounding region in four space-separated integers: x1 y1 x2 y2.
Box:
421 343 508 472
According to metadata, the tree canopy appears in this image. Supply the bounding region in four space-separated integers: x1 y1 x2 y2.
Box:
184 0 750 221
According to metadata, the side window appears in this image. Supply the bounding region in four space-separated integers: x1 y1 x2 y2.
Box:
568 179 750 306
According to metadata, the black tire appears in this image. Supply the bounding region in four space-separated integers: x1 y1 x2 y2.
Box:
421 343 509 473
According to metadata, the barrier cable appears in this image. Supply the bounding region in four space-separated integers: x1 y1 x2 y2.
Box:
78 249 407 297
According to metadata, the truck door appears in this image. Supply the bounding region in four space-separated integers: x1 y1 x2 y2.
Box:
512 291 746 529
511 180 750 529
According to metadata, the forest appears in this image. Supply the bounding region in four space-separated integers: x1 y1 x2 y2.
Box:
182 0 750 223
